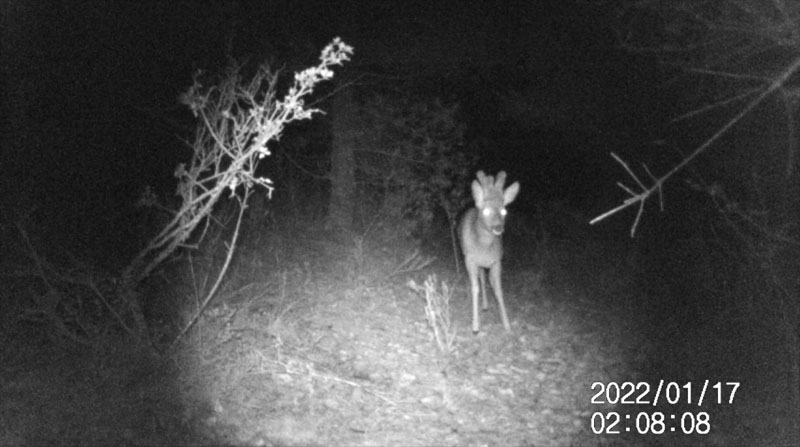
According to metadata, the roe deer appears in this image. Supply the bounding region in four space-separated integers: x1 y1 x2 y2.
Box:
459 170 520 334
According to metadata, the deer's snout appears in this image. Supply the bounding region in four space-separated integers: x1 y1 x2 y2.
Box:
483 209 506 235
491 224 505 235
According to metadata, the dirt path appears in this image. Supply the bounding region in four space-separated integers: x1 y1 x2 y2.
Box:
6 259 779 446
169 270 632 446
1 229 795 446
1 269 628 446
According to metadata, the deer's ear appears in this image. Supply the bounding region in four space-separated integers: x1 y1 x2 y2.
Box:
503 182 520 205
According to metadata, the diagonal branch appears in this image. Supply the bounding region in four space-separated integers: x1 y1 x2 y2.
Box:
591 54 800 236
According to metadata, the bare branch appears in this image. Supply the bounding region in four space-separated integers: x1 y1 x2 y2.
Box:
673 85 762 122
592 54 800 236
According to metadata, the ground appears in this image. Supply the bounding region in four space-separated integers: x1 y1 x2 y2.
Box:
0 235 795 446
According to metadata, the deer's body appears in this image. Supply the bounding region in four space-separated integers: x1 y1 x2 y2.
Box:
459 171 519 334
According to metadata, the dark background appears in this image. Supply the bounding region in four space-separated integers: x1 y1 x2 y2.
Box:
2 0 676 259
2 2 798 445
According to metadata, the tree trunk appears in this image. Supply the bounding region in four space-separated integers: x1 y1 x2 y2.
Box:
328 87 359 234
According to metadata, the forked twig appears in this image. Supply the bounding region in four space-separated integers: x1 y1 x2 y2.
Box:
590 153 662 237
273 356 398 406
388 248 436 278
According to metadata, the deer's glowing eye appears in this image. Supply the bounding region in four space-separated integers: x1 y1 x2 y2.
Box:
500 208 507 217
482 208 491 216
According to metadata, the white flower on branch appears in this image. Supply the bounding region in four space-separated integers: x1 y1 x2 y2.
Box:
256 177 274 199
257 147 271 159
321 37 353 65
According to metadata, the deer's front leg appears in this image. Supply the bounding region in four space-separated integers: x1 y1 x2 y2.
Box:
489 262 510 331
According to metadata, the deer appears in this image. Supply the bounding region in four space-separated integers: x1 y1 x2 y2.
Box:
459 170 520 334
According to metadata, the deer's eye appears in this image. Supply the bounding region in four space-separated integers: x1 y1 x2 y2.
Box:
482 208 491 216
500 208 507 217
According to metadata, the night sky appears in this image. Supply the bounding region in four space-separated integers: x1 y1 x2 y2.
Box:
3 0 673 258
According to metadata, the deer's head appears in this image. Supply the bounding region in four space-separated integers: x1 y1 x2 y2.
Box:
471 170 520 236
